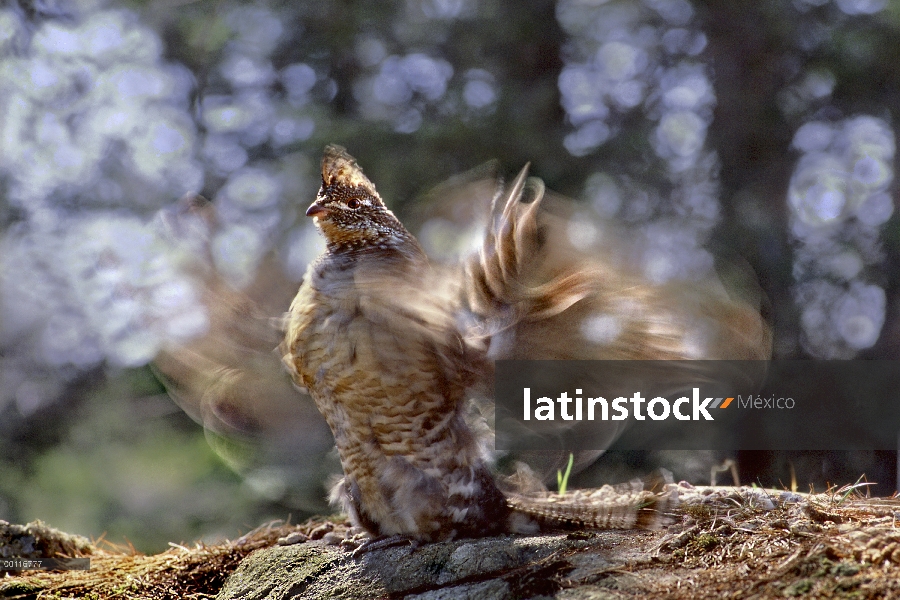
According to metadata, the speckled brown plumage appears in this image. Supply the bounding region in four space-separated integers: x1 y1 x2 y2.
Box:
283 146 508 541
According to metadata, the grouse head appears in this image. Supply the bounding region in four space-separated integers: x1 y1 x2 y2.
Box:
307 145 420 256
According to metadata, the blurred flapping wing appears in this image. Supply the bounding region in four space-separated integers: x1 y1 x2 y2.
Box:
152 195 336 511
450 167 771 476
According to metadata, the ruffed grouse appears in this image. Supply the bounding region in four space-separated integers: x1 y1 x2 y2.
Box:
282 147 511 541
280 145 769 541
155 145 770 543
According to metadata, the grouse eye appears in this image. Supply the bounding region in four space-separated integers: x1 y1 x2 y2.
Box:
347 198 361 209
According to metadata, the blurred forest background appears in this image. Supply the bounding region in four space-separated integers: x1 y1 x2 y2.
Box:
2 0 900 553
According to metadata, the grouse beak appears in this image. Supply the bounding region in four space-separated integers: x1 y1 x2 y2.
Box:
306 202 330 218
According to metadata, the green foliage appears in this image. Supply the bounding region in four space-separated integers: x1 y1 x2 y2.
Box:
557 453 574 495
